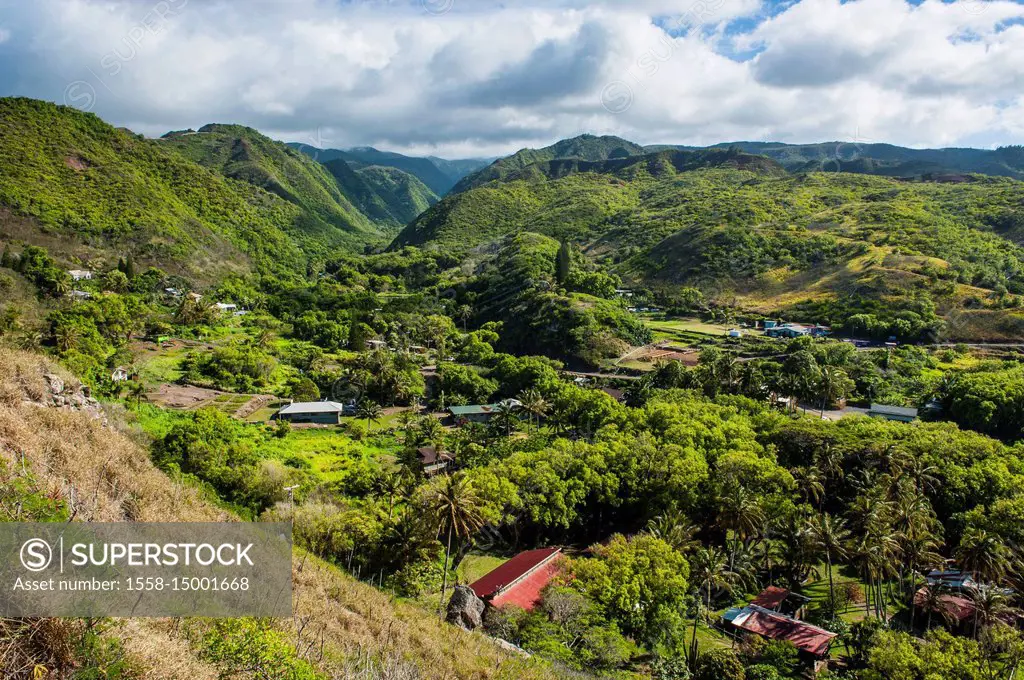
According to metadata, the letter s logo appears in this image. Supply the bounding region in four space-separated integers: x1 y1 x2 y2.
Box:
20 539 52 572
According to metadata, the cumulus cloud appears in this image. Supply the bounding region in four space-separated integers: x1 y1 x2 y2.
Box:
0 0 1021 156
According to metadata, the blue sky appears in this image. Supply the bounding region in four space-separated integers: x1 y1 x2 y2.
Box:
0 0 1022 157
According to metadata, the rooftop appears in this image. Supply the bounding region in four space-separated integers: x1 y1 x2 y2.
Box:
469 547 562 610
278 401 347 415
730 606 837 657
751 586 791 610
869 403 919 418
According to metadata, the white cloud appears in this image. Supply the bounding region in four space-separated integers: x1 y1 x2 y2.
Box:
0 0 1021 156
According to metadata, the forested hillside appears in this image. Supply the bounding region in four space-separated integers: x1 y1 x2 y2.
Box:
396 147 1024 340
159 124 380 241
0 99 395 282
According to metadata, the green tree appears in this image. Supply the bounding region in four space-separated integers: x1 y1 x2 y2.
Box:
423 473 486 611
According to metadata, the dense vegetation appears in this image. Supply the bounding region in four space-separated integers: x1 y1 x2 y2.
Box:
4 100 1024 679
398 146 1024 340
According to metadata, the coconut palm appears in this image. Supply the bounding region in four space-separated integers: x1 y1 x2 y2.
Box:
807 514 851 610
717 485 765 571
517 389 549 433
126 380 147 408
919 584 956 631
688 546 736 669
424 473 486 611
646 508 700 554
956 529 1015 587
356 399 383 431
491 401 520 437
899 530 944 631
792 466 825 509
817 366 854 416
968 585 1017 638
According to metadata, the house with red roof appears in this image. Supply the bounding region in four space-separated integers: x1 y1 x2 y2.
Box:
468 547 562 611
725 605 838 659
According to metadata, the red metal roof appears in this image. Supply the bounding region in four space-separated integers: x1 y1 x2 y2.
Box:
914 587 975 622
732 607 837 657
751 586 790 610
469 548 561 611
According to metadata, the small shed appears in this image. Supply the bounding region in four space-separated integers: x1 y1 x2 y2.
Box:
68 269 93 281
417 446 453 475
111 367 131 383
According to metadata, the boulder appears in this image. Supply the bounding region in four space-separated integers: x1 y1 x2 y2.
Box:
446 585 485 630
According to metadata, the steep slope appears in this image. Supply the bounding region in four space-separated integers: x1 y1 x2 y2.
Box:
289 143 471 195
393 147 1024 339
160 124 383 247
0 98 329 280
321 158 439 230
427 155 493 184
452 134 647 192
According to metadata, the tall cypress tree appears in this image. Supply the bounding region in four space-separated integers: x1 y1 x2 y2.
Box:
556 240 572 285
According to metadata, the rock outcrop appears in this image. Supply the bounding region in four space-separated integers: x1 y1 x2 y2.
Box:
445 585 485 630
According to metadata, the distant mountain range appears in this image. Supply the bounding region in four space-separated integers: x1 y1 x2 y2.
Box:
288 143 492 196
453 134 1024 192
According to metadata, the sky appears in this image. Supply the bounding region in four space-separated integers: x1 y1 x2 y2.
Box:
0 0 1022 158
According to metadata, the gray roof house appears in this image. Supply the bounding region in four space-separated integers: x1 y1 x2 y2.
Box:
868 403 918 422
273 401 347 425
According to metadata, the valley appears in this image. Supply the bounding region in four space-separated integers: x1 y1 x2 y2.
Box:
2 97 1024 680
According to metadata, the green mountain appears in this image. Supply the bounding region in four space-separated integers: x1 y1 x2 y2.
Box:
647 141 1024 180
393 146 1024 340
159 124 382 243
289 143 486 195
321 159 438 229
0 98 374 281
452 134 648 192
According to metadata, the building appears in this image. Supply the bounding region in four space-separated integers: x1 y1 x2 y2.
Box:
727 329 743 338
367 339 388 351
724 605 837 660
69 290 92 301
448 399 521 425
273 401 347 425
600 386 626 403
469 547 562 611
68 269 93 281
750 586 811 619
809 325 832 338
417 446 453 475
868 403 918 422
767 323 812 339
111 366 130 383
214 302 238 313
763 320 779 330
913 587 976 633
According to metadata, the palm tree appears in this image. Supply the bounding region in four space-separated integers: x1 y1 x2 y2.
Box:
356 399 383 431
646 509 699 554
957 529 1014 587
126 380 147 408
792 467 825 509
54 322 80 353
807 514 851 610
717 486 765 572
373 471 404 520
491 401 520 437
688 546 735 669
919 584 956 631
424 473 486 611
899 530 944 631
968 585 1017 638
817 366 853 416
517 389 549 433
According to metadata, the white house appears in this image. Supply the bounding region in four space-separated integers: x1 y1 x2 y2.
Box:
111 367 130 382
215 302 238 313
68 269 93 281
